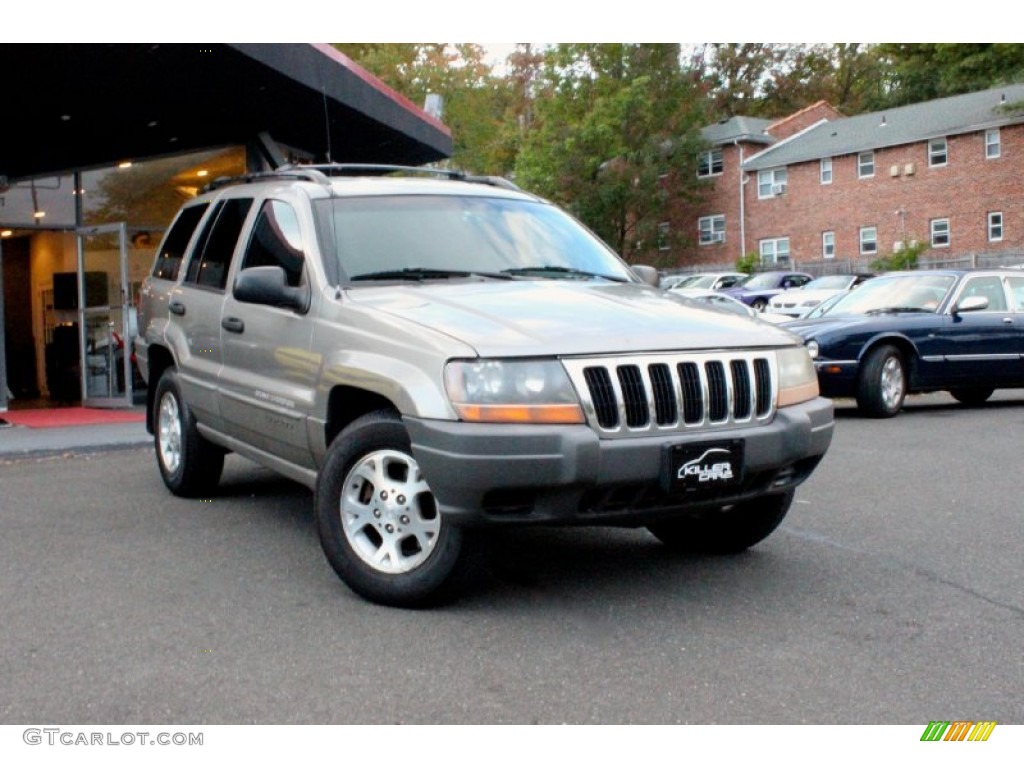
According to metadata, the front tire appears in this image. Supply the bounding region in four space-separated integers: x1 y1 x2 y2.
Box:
751 297 768 312
647 491 794 554
856 344 907 418
315 410 476 608
152 368 224 496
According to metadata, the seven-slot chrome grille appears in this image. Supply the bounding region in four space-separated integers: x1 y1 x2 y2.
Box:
562 351 777 437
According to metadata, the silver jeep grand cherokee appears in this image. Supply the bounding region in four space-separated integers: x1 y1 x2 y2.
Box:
136 165 833 607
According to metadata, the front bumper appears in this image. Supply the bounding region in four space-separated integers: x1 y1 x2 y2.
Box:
813 360 860 398
404 396 834 526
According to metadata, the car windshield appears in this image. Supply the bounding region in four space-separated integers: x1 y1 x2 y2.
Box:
679 275 716 289
315 195 636 283
741 273 785 289
802 275 852 291
826 274 955 315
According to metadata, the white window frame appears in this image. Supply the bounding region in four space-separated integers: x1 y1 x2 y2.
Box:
759 237 791 264
928 137 948 168
698 215 726 245
657 221 671 251
822 231 835 258
757 167 788 199
820 158 832 185
857 151 875 179
988 211 1003 242
859 226 878 255
931 218 950 248
985 128 1001 159
697 148 724 178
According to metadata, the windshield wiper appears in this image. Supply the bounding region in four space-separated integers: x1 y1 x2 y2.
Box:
351 267 514 282
864 306 934 315
501 265 628 282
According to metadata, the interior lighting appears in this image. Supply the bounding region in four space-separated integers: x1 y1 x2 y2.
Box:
33 211 46 219
197 170 209 177
118 161 133 169
1 230 12 237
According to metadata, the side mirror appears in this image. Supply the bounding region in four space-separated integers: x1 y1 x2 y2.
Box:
234 266 310 313
953 295 989 314
631 264 660 287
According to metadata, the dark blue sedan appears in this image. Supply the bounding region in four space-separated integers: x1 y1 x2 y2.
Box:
785 270 1024 417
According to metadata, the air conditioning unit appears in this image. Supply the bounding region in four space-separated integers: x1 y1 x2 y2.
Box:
904 163 916 176
890 165 900 177
710 232 725 243
771 182 787 196
893 241 905 252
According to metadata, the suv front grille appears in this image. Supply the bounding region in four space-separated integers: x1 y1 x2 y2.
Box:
563 351 777 437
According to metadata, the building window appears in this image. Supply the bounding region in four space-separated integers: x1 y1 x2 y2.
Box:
859 226 877 255
988 212 1003 242
658 221 671 251
822 231 835 258
929 137 948 167
698 215 725 245
759 237 790 263
698 149 724 177
757 168 788 199
986 128 1001 159
857 151 875 178
931 218 950 248
820 158 832 185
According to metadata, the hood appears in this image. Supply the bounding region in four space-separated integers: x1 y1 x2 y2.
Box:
346 280 800 357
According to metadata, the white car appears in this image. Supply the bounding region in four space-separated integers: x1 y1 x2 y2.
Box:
662 272 747 291
766 273 874 318
670 288 757 317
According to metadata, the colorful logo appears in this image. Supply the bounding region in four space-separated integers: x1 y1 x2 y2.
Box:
921 721 997 742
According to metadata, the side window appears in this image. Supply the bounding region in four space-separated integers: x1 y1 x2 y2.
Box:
240 199 305 287
151 204 208 281
184 198 253 290
960 276 1007 312
1007 276 1024 312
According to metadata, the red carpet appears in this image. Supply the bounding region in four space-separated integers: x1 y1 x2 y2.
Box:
0 407 145 429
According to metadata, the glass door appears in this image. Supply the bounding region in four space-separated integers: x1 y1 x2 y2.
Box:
76 223 131 407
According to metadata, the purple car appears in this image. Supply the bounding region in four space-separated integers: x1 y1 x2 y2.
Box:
721 270 813 312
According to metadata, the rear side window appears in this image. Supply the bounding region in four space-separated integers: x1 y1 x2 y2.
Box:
184 198 253 290
240 199 305 287
151 204 208 281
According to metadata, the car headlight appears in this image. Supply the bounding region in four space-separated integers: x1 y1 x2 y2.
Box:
776 346 819 407
805 339 819 359
444 359 584 424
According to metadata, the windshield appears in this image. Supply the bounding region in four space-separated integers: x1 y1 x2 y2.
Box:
315 195 636 283
679 275 716 289
827 274 955 315
803 275 852 291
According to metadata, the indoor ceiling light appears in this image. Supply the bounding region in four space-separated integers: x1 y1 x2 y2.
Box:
33 211 46 219
197 170 208 177
1 230 12 237
118 161 133 169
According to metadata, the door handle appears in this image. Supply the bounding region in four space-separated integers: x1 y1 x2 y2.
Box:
169 300 186 316
1004 317 1014 325
222 317 245 334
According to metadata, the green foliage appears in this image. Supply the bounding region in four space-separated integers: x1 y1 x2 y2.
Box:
736 252 760 275
874 44 1024 107
513 44 707 259
870 239 927 271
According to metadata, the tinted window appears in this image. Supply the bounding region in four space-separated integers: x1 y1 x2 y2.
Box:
184 198 253 290
151 204 208 281
240 200 305 287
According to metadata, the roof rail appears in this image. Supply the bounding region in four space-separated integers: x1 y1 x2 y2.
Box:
201 163 523 194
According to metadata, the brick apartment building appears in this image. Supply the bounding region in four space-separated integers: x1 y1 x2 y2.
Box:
665 83 1024 270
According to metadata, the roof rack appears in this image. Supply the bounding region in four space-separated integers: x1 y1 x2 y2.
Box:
201 163 524 195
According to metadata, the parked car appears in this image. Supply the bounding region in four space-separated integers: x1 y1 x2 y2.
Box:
664 272 747 291
670 288 757 317
135 164 833 607
786 269 1024 417
766 273 875 318
721 271 813 311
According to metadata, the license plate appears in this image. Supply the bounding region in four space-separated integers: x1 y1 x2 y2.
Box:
662 440 745 494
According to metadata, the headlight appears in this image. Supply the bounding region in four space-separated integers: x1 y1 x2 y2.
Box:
444 359 584 424
805 339 819 359
776 346 819 407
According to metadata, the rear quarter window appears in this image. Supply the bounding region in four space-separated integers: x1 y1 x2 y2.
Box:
151 204 208 281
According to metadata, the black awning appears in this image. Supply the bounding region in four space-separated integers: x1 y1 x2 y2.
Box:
0 43 452 181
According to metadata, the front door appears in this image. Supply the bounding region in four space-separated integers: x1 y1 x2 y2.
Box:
76 223 132 407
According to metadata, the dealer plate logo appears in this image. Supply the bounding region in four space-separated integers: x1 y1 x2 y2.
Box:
664 440 744 493
679 448 735 483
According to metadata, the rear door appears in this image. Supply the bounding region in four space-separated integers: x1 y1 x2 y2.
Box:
168 196 254 430
940 274 1023 387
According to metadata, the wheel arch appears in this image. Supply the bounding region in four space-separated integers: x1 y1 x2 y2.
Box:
144 344 176 434
324 386 401 449
857 333 921 385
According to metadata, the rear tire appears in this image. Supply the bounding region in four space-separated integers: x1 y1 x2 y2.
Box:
949 387 993 406
152 368 224 497
315 410 478 608
856 344 906 418
647 491 794 554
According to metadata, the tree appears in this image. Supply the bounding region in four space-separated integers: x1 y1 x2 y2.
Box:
875 44 1024 107
514 44 707 263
